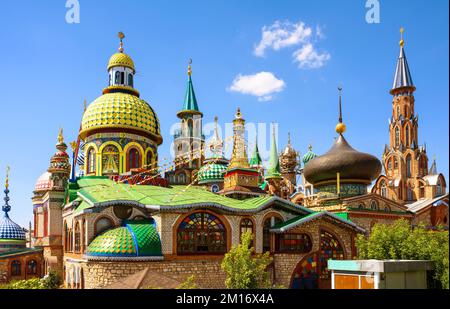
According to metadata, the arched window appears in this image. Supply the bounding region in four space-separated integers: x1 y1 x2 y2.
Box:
115 71 121 84
74 222 81 253
95 217 114 235
102 145 120 175
394 157 399 170
27 260 38 275
406 155 412 177
277 234 312 253
263 216 283 252
82 219 86 253
370 200 379 211
380 180 387 198
120 72 125 85
187 119 193 137
177 212 227 254
11 260 21 276
87 148 96 174
387 159 392 170
178 173 186 184
405 125 410 147
128 73 133 87
128 148 140 171
146 151 153 169
419 182 425 199
384 206 390 212
395 127 400 148
396 106 400 118
407 185 413 201
437 180 443 196
239 218 254 246
319 230 345 282
404 105 408 117
358 203 365 210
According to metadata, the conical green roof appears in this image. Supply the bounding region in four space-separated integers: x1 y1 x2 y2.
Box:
266 132 282 179
249 138 262 167
182 75 199 112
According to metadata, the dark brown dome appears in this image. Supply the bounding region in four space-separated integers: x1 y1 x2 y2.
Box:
303 135 382 185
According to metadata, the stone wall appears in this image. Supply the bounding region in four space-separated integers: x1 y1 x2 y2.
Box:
74 259 226 289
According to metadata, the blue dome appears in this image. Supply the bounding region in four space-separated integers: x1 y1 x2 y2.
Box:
0 213 26 241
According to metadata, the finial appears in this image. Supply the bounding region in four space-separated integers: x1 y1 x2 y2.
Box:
308 144 313 151
335 86 347 135
83 99 87 112
188 58 192 76
118 32 125 53
5 166 10 190
70 141 78 152
58 128 64 144
236 107 242 118
288 132 291 145
399 27 405 47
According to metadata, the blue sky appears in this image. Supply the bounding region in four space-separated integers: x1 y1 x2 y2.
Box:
0 0 448 227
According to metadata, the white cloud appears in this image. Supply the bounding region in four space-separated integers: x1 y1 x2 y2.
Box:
293 43 331 69
254 21 312 57
228 72 286 102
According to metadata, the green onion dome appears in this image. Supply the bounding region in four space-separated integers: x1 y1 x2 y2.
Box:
198 161 228 185
302 145 317 166
86 221 162 260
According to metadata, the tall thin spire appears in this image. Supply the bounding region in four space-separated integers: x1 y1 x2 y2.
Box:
249 134 262 167
209 116 224 158
335 86 347 135
429 156 437 175
181 59 200 112
266 125 282 179
391 27 415 93
2 166 11 217
228 108 250 169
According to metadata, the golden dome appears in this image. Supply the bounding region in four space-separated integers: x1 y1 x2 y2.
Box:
80 92 162 144
107 52 135 72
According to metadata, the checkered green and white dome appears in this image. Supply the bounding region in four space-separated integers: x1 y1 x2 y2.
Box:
198 162 228 184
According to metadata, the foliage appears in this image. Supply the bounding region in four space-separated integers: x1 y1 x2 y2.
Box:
0 270 61 290
221 231 272 289
177 275 198 289
356 219 449 289
41 270 62 289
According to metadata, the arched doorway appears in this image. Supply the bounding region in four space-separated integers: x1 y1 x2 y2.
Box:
291 230 345 289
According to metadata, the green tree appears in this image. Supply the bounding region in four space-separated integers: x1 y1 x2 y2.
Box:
177 275 198 289
356 219 449 289
221 231 272 289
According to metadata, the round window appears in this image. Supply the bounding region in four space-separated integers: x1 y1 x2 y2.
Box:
211 184 220 193
113 205 133 220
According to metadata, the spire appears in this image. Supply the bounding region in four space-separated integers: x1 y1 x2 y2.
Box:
181 59 200 112
391 27 415 93
335 86 347 135
249 135 263 167
2 166 11 217
209 116 224 158
118 32 125 53
266 125 282 179
228 108 250 169
429 156 437 175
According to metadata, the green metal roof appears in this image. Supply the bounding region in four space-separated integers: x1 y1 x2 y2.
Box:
70 177 312 215
265 131 282 179
0 248 43 258
182 75 199 112
249 139 262 167
86 222 162 258
197 162 227 184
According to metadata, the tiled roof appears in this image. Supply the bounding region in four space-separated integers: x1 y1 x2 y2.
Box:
405 194 449 213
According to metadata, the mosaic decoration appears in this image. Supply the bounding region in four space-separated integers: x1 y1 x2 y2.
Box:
177 212 226 254
316 183 367 197
197 163 227 184
102 145 119 174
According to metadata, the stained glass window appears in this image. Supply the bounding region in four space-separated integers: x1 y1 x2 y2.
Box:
87 148 96 174
11 260 21 276
128 148 140 170
319 231 344 281
277 234 312 253
177 212 227 254
263 217 283 252
102 145 120 175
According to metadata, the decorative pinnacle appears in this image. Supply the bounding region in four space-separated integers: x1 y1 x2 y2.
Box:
3 166 11 215
288 132 291 145
5 166 10 190
399 27 405 47
236 107 242 119
118 32 125 53
335 86 347 135
70 141 78 152
58 128 64 144
83 99 87 112
308 144 313 151
188 58 192 76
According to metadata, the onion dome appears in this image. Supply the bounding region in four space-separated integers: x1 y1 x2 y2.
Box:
86 221 162 259
0 167 26 245
280 133 299 174
302 145 317 166
266 127 282 180
108 53 135 73
34 172 51 192
198 163 228 184
304 88 382 185
48 128 71 174
282 133 297 157
303 135 382 185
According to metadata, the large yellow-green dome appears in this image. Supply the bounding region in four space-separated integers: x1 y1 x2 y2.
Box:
80 92 162 144
108 52 135 72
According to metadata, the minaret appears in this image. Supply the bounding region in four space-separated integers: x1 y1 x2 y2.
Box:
48 129 71 191
169 60 205 185
380 28 431 203
280 132 300 186
228 108 250 169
